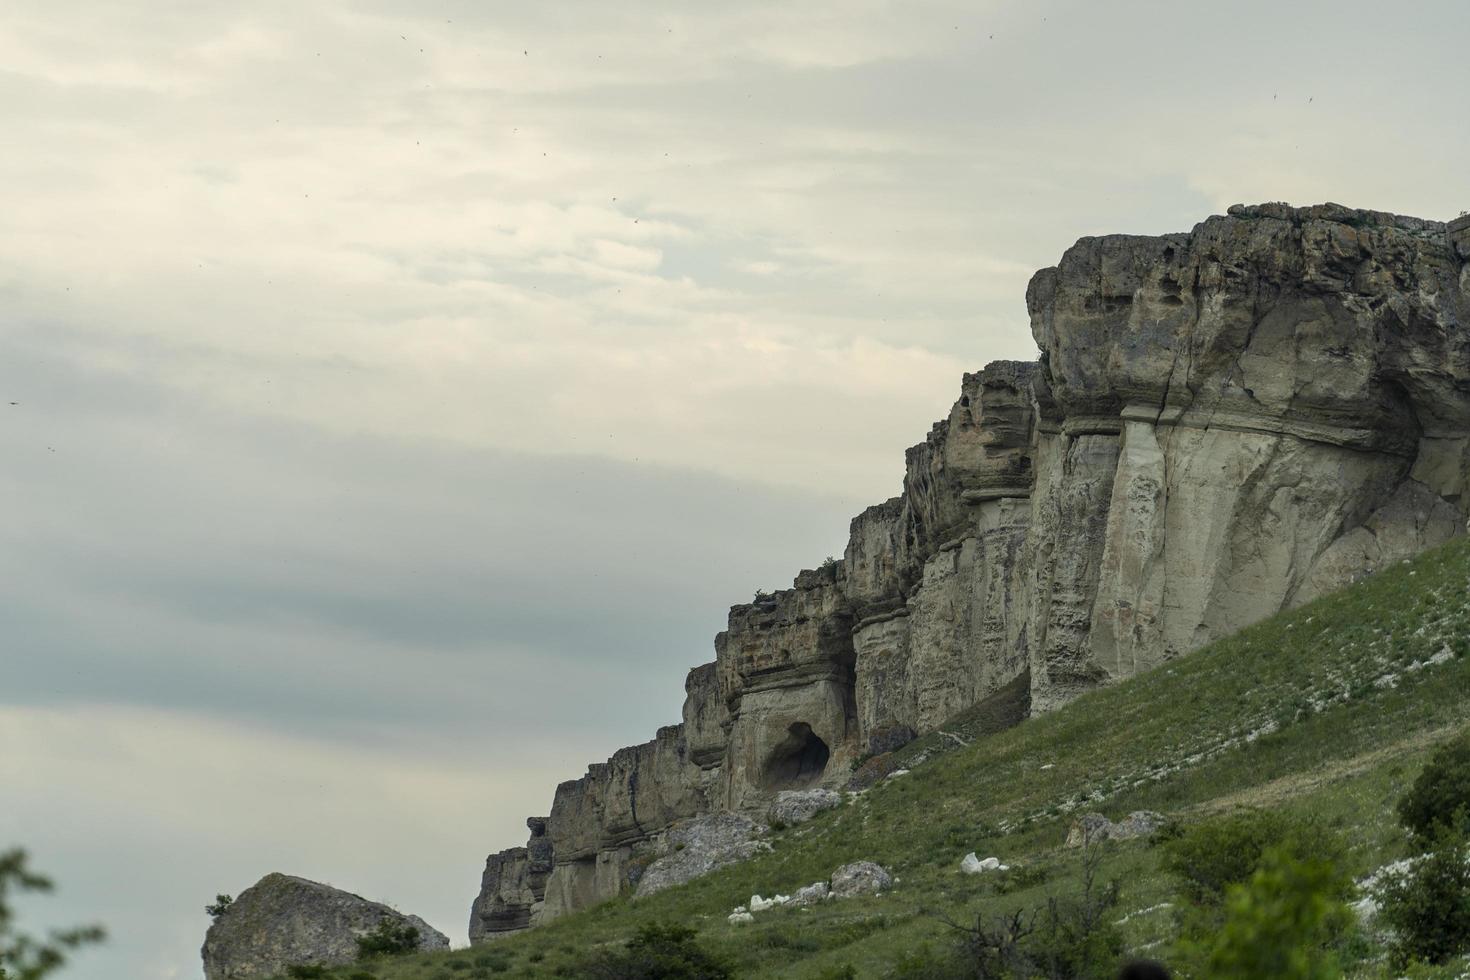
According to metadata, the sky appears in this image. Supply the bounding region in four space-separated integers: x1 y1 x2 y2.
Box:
1 1 1466 977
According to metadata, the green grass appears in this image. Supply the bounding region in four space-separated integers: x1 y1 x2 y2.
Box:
287 537 1470 979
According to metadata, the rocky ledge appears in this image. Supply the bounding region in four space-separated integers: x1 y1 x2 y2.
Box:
471 202 1470 939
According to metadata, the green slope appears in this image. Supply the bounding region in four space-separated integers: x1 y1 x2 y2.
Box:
325 536 1470 979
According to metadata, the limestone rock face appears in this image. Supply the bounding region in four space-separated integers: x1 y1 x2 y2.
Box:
1025 203 1468 709
202 873 447 980
468 818 552 944
474 202 1470 936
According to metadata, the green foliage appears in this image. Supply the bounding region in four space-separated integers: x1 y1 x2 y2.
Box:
1379 825 1470 967
1162 809 1346 910
0 849 105 980
285 966 329 979
1397 735 1470 843
205 893 234 919
1164 811 1351 975
355 920 422 960
1183 844 1355 979
575 921 733 979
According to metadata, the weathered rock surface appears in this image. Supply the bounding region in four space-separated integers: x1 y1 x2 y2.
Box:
472 202 1470 936
633 813 768 898
1065 811 1167 848
468 818 552 943
202 873 447 980
829 861 893 899
769 788 842 826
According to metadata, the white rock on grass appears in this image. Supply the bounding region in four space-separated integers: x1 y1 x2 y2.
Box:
960 853 1008 874
791 881 829 906
727 911 754 925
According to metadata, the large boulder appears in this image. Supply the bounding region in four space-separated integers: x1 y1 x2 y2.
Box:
1064 811 1166 847
769 788 842 826
829 860 893 899
633 812 768 898
201 873 448 980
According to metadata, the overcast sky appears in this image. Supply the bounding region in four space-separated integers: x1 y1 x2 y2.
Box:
2 1 1466 977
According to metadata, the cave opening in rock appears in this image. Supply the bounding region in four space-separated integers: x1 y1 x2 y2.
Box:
761 722 831 790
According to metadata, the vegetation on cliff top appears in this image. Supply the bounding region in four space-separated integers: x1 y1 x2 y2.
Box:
274 534 1470 978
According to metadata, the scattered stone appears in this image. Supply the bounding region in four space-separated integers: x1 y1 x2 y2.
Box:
829 861 893 899
769 789 842 826
885 769 911 780
635 813 768 898
201 873 447 980
727 911 754 925
960 853 1008 874
791 881 830 905
749 894 781 913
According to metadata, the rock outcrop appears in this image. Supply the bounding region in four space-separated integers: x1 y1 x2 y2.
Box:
468 818 552 942
202 873 447 980
472 203 1470 938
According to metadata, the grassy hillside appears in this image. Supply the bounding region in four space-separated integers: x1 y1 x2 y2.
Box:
315 536 1470 979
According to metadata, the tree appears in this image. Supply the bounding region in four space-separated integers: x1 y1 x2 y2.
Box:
1397 735 1470 844
204 894 234 920
1184 845 1354 980
1378 824 1470 967
0 849 105 980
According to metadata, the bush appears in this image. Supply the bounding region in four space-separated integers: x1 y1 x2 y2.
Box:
576 921 733 979
1162 809 1347 910
1163 811 1352 975
285 966 329 979
1378 825 1470 967
1183 845 1355 980
1397 735 1470 843
355 919 421 959
205 894 234 919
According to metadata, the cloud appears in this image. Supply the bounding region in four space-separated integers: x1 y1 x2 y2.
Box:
1 1 1466 978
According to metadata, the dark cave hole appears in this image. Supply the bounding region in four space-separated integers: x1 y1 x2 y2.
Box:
761 722 831 790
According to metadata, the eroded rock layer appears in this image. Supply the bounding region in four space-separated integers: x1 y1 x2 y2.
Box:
471 203 1470 939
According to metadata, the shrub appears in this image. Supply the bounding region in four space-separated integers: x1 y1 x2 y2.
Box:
1378 825 1470 967
944 839 1123 979
575 921 733 979
1397 735 1470 843
1183 844 1355 980
1163 811 1351 975
205 894 234 919
1162 809 1346 910
355 919 421 959
285 966 329 979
